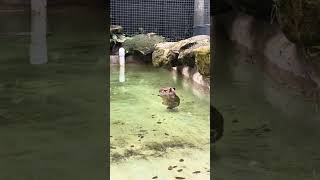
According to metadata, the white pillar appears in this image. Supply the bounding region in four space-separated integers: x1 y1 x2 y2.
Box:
119 47 125 66
194 0 205 26
30 0 48 65
119 47 126 82
119 66 125 82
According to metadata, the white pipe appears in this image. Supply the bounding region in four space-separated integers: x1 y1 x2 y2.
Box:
119 65 125 82
119 47 125 66
119 47 126 82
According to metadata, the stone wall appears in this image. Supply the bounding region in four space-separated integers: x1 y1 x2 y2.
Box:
216 12 320 98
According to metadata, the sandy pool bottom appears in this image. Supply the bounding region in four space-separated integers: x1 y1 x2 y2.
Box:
110 64 210 179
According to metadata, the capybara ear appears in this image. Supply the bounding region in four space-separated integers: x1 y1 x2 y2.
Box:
173 87 176 90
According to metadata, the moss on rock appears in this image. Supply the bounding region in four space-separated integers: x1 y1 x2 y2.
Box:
275 0 320 46
194 45 210 77
122 33 166 55
152 35 210 77
177 37 210 67
110 25 126 54
152 42 176 67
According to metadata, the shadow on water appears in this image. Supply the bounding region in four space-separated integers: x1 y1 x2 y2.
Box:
0 6 106 180
213 19 320 180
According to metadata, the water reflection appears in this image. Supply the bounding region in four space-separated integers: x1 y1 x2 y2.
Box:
119 65 125 82
30 0 48 65
0 6 106 179
213 24 320 180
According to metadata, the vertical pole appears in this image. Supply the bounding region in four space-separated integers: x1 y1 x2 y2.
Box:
194 0 205 26
119 47 125 82
119 66 125 83
194 0 209 35
30 0 48 64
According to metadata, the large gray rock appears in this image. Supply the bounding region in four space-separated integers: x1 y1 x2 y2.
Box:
152 35 210 77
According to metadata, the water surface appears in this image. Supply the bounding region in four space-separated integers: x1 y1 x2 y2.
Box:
110 64 210 180
213 29 320 180
0 7 106 180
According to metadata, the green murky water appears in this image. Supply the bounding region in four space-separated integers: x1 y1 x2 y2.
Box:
213 28 320 180
110 64 210 179
0 8 106 180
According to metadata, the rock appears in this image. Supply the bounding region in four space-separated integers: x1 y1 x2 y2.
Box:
123 33 166 55
194 45 210 77
275 0 320 46
222 0 320 47
170 35 209 59
152 42 176 67
178 38 210 68
152 35 210 77
110 34 126 44
110 25 126 54
110 25 126 43
175 177 186 179
232 119 239 123
110 25 123 34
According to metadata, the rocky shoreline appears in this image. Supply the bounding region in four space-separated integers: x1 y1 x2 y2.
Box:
109 25 211 89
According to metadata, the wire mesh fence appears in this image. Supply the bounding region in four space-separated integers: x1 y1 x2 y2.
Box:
110 0 196 41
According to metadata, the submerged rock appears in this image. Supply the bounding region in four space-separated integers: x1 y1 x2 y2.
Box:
123 33 166 56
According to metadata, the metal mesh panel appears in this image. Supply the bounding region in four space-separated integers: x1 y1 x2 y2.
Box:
204 0 210 24
110 0 195 41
